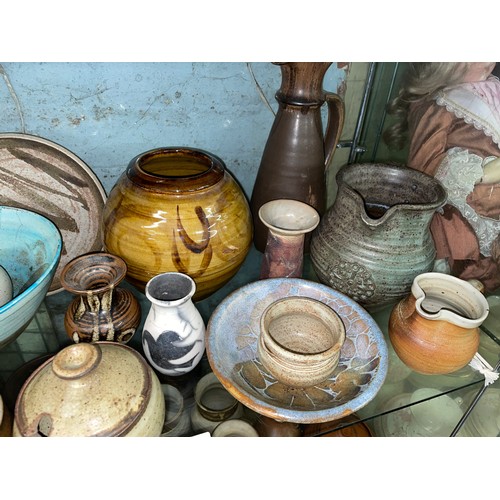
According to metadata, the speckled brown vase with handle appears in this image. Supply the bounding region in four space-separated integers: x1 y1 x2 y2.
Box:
388 272 489 375
102 147 253 301
250 62 345 253
60 252 141 344
310 163 447 311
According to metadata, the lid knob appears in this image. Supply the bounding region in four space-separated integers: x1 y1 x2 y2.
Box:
52 343 102 379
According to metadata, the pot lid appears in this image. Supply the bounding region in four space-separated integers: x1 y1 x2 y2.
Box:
14 342 152 437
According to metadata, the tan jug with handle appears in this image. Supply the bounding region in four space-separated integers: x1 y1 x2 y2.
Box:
388 273 489 375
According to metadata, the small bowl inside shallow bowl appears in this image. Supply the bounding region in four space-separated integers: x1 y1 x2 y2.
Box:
0 206 62 349
206 278 388 424
258 296 346 388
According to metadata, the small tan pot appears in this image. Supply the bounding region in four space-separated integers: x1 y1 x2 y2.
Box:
258 296 346 388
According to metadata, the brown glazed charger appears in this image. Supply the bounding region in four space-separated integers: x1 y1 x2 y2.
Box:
0 133 107 295
102 147 253 301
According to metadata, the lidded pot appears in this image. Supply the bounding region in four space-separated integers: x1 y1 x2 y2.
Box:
13 342 165 436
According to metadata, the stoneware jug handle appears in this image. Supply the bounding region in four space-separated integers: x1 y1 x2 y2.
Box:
324 92 345 170
467 278 485 294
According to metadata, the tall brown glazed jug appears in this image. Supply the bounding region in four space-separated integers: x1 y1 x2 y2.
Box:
250 62 345 252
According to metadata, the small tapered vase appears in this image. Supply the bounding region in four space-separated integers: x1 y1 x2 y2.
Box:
259 199 320 279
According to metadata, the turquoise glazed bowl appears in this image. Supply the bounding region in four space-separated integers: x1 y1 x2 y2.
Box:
0 206 62 348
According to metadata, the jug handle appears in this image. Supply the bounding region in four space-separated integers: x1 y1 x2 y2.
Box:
467 278 485 295
324 92 345 170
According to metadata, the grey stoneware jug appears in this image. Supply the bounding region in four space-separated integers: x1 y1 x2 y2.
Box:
310 162 447 311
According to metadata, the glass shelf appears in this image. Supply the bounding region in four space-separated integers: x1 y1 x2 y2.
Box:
1 245 499 437
354 303 498 437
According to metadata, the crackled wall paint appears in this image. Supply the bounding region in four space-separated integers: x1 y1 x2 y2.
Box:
0 62 348 201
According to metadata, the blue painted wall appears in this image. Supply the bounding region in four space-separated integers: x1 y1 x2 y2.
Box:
0 62 347 198
0 61 348 348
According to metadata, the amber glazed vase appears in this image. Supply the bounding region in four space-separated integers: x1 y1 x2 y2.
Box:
60 252 141 344
102 147 253 301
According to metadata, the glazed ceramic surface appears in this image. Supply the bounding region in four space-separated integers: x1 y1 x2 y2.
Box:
0 133 107 294
302 414 372 437
0 394 13 436
160 384 192 437
142 272 205 376
252 414 302 437
1 354 53 415
190 371 244 434
258 296 345 387
0 264 13 307
259 199 320 279
102 147 253 301
0 206 62 349
61 252 141 344
250 62 344 252
13 342 165 437
310 163 447 311
206 278 388 424
389 273 488 375
212 419 259 437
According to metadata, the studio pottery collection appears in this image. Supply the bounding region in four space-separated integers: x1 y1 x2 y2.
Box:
1 62 488 438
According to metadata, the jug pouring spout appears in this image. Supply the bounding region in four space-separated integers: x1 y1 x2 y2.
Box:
310 163 448 310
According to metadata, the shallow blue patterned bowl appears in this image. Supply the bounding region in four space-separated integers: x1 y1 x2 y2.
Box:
206 278 388 424
0 206 62 348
